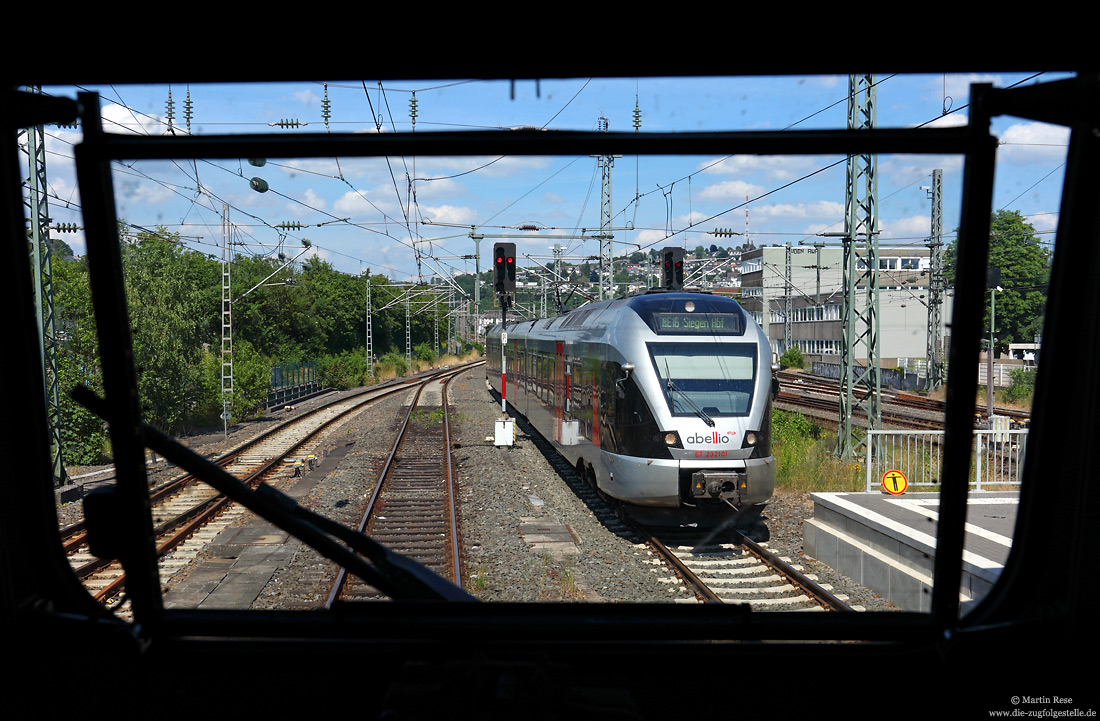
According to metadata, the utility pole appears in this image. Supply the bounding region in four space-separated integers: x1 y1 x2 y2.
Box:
800 237 826 305
23 85 65 485
784 242 793 356
221 204 233 437
554 244 563 298
836 74 881 459
925 169 945 391
448 287 455 355
364 275 374 382
405 291 412 369
469 231 482 331
595 117 620 300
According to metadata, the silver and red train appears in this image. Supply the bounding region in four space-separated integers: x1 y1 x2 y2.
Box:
486 290 776 525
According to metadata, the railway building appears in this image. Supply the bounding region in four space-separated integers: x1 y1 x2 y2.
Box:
737 245 952 372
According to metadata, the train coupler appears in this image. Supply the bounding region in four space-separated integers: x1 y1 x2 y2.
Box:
690 470 747 504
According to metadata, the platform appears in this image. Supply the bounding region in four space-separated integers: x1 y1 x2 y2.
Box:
803 491 1017 612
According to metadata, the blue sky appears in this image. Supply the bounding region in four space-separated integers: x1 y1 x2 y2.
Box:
38 73 1071 283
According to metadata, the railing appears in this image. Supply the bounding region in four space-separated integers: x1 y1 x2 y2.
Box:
268 360 321 408
864 427 1029 492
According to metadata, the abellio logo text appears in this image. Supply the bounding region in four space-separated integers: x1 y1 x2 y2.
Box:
686 431 737 445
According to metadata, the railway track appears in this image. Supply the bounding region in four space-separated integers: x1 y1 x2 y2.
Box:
776 370 1031 429
63 366 477 613
511 404 853 610
327 369 465 605
646 524 853 610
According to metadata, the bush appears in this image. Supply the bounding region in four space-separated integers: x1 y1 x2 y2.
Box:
378 351 408 378
319 351 368 390
193 339 271 427
773 408 819 442
1003 367 1037 404
779 346 804 370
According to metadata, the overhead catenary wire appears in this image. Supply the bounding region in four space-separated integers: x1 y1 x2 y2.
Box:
34 74 1067 289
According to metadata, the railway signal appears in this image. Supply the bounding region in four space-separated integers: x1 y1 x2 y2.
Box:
494 242 516 294
492 242 516 424
662 247 684 290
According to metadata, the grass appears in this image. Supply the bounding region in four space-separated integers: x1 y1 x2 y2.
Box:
466 558 585 601
369 350 482 385
535 554 586 601
410 408 446 426
772 409 866 493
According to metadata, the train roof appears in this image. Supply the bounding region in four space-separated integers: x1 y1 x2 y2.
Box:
489 290 748 338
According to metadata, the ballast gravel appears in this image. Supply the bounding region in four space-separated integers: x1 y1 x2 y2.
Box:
56 364 897 612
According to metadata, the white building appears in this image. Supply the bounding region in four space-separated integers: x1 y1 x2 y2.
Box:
737 244 952 368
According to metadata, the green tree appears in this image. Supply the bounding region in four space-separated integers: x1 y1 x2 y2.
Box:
300 257 370 355
54 254 109 464
121 229 214 432
945 210 1051 354
231 253 318 361
197 338 271 424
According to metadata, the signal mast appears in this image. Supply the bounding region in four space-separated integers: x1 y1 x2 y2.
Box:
493 243 516 445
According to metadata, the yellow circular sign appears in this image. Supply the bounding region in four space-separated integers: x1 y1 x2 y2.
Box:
881 469 908 495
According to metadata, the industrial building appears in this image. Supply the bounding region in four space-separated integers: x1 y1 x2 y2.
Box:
737 244 952 372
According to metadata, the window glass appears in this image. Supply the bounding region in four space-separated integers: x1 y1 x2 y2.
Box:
649 342 757 416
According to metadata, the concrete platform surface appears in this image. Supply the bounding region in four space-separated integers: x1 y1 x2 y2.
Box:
803 491 1017 612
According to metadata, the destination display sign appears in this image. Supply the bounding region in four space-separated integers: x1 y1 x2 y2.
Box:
654 312 742 334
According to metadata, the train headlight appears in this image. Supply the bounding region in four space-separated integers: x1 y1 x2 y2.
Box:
741 425 771 457
664 432 680 446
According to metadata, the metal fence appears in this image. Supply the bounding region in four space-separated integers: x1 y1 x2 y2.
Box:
267 360 321 408
864 428 1029 492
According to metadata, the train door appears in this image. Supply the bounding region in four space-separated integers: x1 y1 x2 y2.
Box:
514 341 526 416
591 360 600 450
554 342 564 442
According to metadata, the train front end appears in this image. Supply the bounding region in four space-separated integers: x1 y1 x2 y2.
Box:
603 293 775 524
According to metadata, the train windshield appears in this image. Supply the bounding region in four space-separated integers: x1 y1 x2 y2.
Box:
649 342 757 417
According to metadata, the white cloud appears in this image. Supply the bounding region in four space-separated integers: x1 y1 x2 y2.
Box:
919 74 1004 113
882 214 934 240
334 188 391 217
293 89 321 106
700 155 817 182
100 101 168 136
997 121 1070 166
1025 211 1058 234
421 204 476 225
289 188 326 214
754 200 845 222
675 211 711 228
635 228 673 247
697 179 765 203
414 176 465 201
919 113 968 129
115 178 176 211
